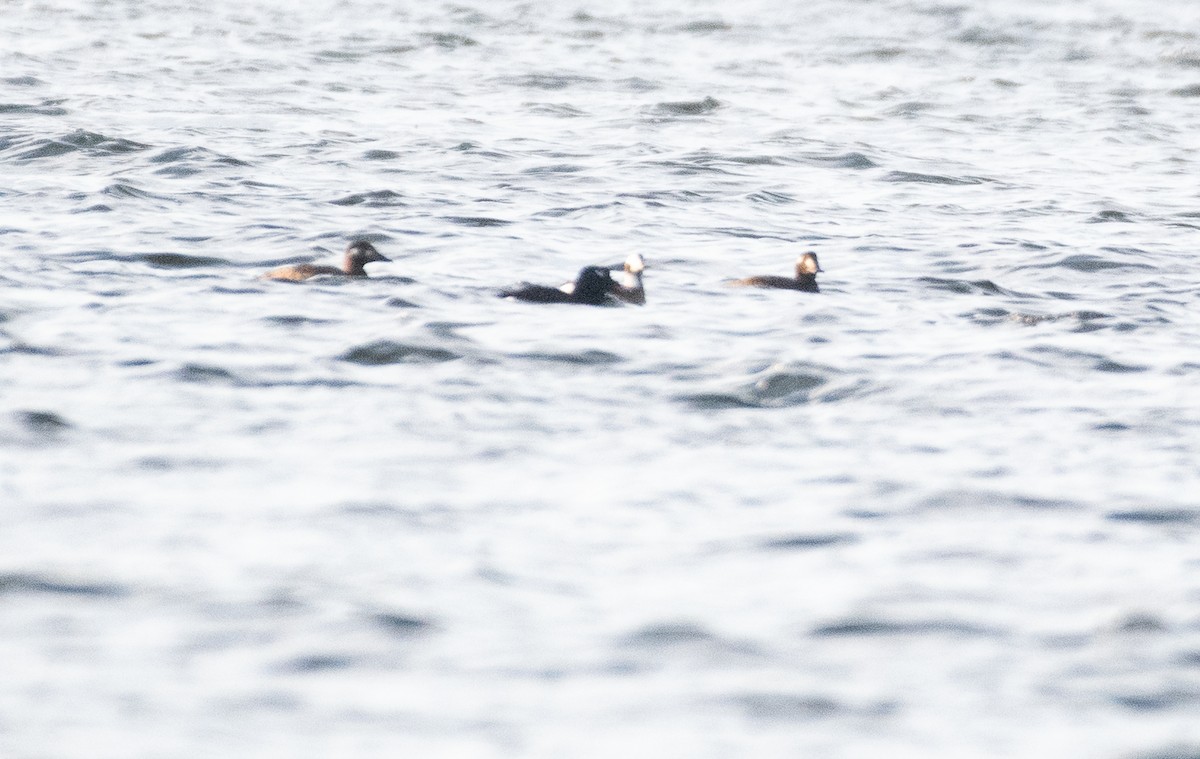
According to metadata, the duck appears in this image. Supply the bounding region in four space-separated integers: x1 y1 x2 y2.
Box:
729 252 822 292
262 240 389 282
609 253 646 305
500 266 618 305
558 253 647 305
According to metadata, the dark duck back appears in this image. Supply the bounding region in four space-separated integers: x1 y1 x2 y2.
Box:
501 266 618 305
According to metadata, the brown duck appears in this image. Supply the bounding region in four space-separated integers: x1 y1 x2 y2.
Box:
730 252 822 292
262 240 389 282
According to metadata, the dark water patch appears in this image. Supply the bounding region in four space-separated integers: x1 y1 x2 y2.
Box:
1 342 63 357
920 277 1007 295
748 190 794 204
212 286 265 295
673 20 732 33
683 364 860 410
11 130 150 160
262 315 334 328
1113 689 1200 712
649 96 722 117
374 612 436 636
245 377 360 390
801 151 877 169
1115 613 1167 634
1175 651 1200 667
622 622 715 648
883 170 988 185
362 149 401 160
1094 358 1147 373
330 189 406 207
708 226 791 240
852 46 911 61
14 410 72 436
0 572 127 598
1093 421 1131 431
751 369 827 401
284 654 355 673
1023 344 1143 374
954 27 1023 46
423 321 482 342
1169 84 1200 97
1088 209 1136 223
1126 746 1200 759
522 163 586 175
418 32 478 49
617 77 661 92
0 100 68 116
618 622 759 657
963 307 1013 325
680 392 761 411
1107 509 1198 525
497 73 602 90
812 617 1000 638
648 159 733 176
532 201 622 218
920 491 1079 511
886 100 938 118
514 349 624 366
339 340 459 365
3 76 44 86
1021 253 1151 273
523 102 589 118
449 141 519 160
723 154 787 166
138 456 226 472
617 189 722 205
148 146 249 167
731 693 844 721
757 533 857 551
315 48 367 62
176 363 240 384
384 296 421 309
123 252 230 269
441 215 513 227
102 183 175 203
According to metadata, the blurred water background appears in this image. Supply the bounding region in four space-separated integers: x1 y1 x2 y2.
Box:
3 0 1200 756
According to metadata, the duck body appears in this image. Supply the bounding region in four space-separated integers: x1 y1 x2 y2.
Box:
730 252 822 292
501 266 618 306
263 240 389 282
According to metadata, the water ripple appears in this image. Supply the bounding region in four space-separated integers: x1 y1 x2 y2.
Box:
339 340 461 365
883 170 990 185
648 96 722 117
6 129 150 160
0 572 127 598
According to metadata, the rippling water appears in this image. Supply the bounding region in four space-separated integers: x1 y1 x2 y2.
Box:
4 0 1200 756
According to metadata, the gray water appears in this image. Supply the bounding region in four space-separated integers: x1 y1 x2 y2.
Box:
3 0 1200 756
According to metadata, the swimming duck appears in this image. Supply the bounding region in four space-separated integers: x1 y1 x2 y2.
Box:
558 253 647 305
610 253 646 305
262 240 389 282
500 266 618 305
730 252 822 292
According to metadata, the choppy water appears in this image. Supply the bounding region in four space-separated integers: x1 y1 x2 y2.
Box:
4 0 1200 756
